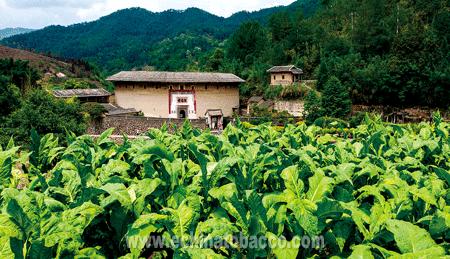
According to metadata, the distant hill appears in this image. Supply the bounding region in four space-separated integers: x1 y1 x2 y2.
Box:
0 44 71 74
1 0 318 73
0 27 35 40
0 45 106 88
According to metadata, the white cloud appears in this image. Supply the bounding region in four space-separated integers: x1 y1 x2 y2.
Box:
4 0 107 8
0 0 296 29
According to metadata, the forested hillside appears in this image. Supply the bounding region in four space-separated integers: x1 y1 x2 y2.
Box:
1 0 317 73
1 0 448 108
0 47 115 145
217 0 449 108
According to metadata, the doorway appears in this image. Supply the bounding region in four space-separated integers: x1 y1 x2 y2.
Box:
177 106 188 119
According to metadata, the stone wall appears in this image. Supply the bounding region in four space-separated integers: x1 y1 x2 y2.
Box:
87 115 207 136
274 100 305 117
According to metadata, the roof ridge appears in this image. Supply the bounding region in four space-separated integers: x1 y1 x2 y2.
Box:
106 70 245 83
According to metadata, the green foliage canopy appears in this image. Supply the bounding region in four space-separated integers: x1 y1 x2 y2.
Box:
321 76 352 118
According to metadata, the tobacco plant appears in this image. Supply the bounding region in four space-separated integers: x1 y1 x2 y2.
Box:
0 114 448 258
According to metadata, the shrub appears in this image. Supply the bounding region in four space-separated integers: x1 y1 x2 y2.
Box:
2 90 86 145
304 90 322 124
313 116 349 128
321 76 352 118
349 112 366 128
62 78 94 89
280 82 310 99
82 102 107 121
264 84 283 99
0 75 21 118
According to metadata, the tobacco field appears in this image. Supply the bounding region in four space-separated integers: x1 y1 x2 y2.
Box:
0 115 449 258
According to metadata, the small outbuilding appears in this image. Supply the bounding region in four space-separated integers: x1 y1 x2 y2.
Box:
247 96 275 114
267 65 303 86
205 109 224 131
247 96 265 114
52 88 111 103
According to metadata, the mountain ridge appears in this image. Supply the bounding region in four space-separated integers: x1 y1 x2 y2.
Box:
0 0 318 73
0 27 35 40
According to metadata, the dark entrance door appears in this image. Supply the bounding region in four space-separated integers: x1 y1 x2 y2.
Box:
178 107 187 119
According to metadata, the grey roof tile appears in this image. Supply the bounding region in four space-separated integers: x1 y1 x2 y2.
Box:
107 71 245 84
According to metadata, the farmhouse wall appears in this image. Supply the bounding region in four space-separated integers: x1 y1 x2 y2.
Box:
270 73 298 86
114 85 168 118
114 83 239 118
196 86 239 117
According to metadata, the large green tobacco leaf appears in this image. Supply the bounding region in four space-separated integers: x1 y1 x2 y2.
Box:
0 236 24 258
428 208 450 237
385 220 445 255
96 128 115 146
162 195 202 243
348 245 374 259
0 214 23 239
97 159 131 184
126 213 166 255
0 146 19 187
209 183 238 202
43 202 103 248
47 160 82 203
130 178 162 216
266 232 300 259
281 165 304 198
5 196 35 237
220 195 250 235
100 183 133 209
306 171 333 203
30 130 64 171
194 217 239 249
176 248 225 259
432 166 450 185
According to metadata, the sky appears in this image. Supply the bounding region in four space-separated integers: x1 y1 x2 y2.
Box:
0 0 296 29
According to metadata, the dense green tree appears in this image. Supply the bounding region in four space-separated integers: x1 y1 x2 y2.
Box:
268 11 293 42
321 76 352 118
226 22 268 66
205 48 225 71
352 0 393 57
146 33 219 71
3 90 86 144
0 59 39 94
303 90 322 124
0 76 21 118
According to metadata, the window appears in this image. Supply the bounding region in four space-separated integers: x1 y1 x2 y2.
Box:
282 75 285 80
273 75 276 80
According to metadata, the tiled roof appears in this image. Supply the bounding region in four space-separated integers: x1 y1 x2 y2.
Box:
267 65 303 74
107 71 245 84
248 96 265 103
52 88 111 98
205 109 223 116
99 103 138 116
